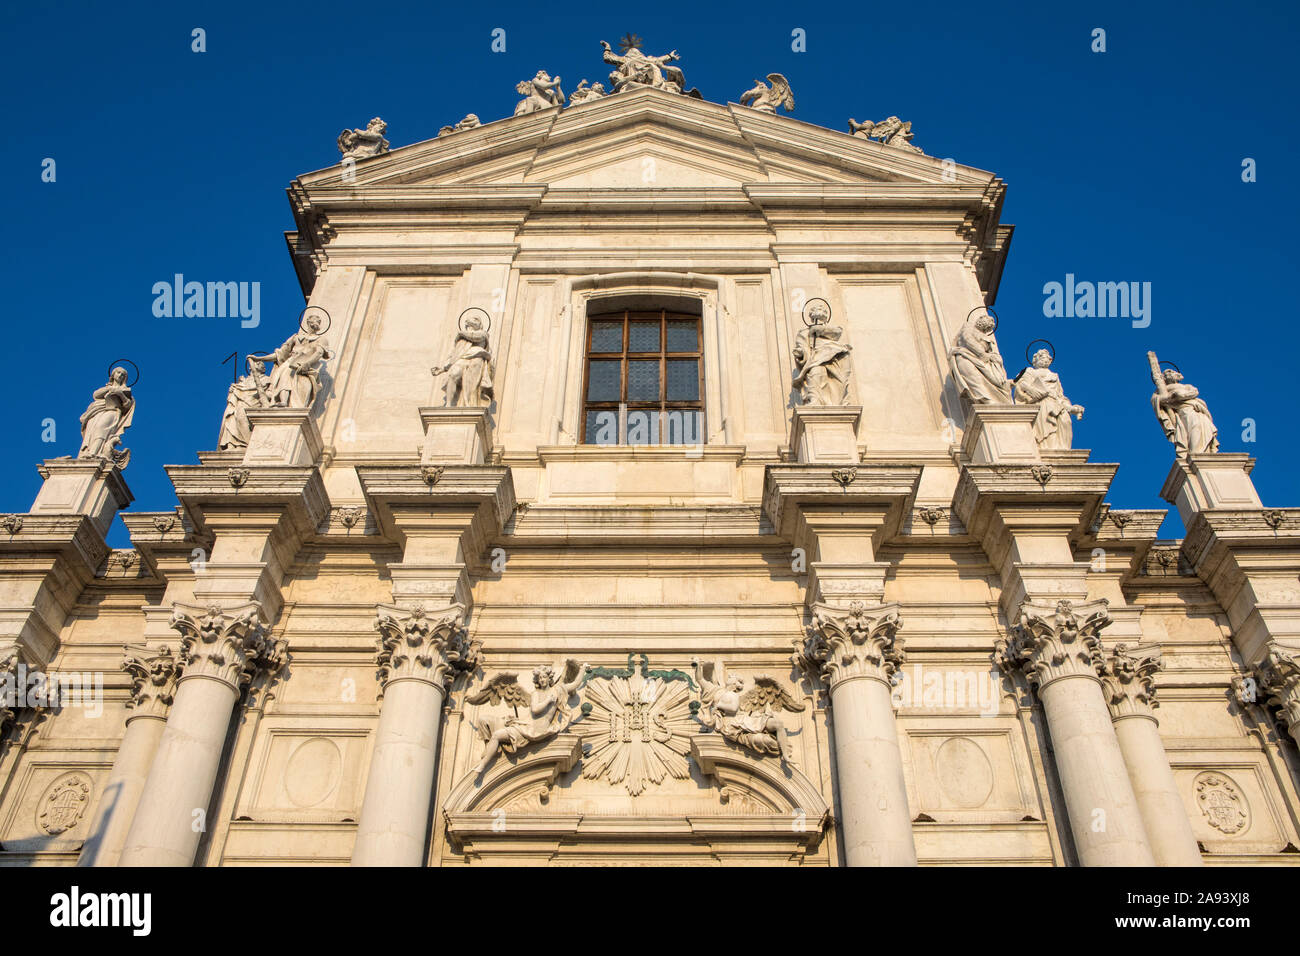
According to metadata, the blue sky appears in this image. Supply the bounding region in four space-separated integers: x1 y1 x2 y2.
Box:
1 0 1296 547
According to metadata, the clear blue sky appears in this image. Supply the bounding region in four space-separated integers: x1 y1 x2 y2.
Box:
2 0 1296 547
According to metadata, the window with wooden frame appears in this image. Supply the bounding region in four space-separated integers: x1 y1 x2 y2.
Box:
581 309 704 446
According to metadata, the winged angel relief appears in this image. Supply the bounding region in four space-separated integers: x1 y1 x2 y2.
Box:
467 660 587 775
693 659 803 766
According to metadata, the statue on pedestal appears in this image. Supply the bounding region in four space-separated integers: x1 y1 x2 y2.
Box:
739 73 795 114
337 117 389 160
693 659 802 765
77 367 134 468
248 311 333 411
848 116 922 153
1014 346 1084 451
1148 352 1218 457
432 309 494 407
949 310 1013 406
792 298 852 405
467 660 588 774
513 71 564 115
218 356 270 450
600 38 687 94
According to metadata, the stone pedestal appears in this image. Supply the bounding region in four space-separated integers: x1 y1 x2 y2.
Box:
960 406 1041 464
788 406 861 464
242 409 323 466
29 459 133 539
1161 454 1262 528
420 406 492 465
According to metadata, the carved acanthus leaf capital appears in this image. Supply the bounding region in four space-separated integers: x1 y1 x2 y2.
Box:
996 599 1111 689
1100 643 1162 720
796 601 904 688
169 602 285 691
1257 643 1300 735
121 644 180 719
374 603 480 692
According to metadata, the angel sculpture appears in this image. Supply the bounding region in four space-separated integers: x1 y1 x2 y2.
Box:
438 114 481 136
568 79 606 105
739 73 795 114
848 116 922 154
600 39 686 94
467 659 588 775
692 659 803 765
337 117 390 160
513 71 564 116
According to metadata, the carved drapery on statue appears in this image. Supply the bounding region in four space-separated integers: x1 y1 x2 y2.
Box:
1147 351 1219 458
373 603 479 693
431 310 494 408
337 117 389 160
1013 347 1084 451
466 660 587 774
996 599 1112 689
949 311 1013 407
792 299 852 406
739 73 794 114
600 39 692 95
77 367 134 468
219 313 332 449
169 602 286 691
796 602 905 688
693 659 802 764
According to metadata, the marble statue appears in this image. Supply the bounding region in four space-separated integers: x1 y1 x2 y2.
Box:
739 73 794 114
248 313 333 411
438 114 481 136
77 367 134 468
1014 348 1084 451
217 356 270 450
337 117 389 160
431 312 494 407
949 311 1013 406
848 116 922 153
600 39 686 94
1148 352 1219 457
467 660 588 774
792 299 852 405
693 659 802 764
568 80 606 105
514 71 564 116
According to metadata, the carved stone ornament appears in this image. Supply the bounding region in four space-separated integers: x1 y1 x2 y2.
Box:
420 465 445 486
693 659 802 764
1195 772 1250 835
36 771 93 835
466 660 588 774
739 73 794 113
578 654 697 796
438 113 481 136
1030 464 1054 487
1100 643 1162 721
373 603 480 693
831 467 857 488
513 70 564 115
152 514 176 533
169 602 286 691
337 117 389 160
122 644 180 720
567 80 606 105
917 507 946 527
1256 643 1300 735
795 601 905 689
996 599 1111 689
337 506 364 529
227 467 250 488
1 515 22 535
848 115 922 153
600 39 689 95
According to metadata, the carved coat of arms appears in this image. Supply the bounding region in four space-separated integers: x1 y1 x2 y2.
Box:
37 772 92 835
1195 772 1249 835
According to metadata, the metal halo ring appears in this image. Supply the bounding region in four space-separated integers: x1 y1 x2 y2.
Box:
967 306 999 332
106 359 140 387
1158 359 1182 376
299 306 332 335
1025 338 1055 365
458 308 492 335
801 298 832 327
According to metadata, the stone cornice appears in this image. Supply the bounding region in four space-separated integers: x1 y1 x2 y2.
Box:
762 463 921 542
355 465 516 553
164 465 330 540
0 513 110 581
952 462 1117 542
505 504 771 546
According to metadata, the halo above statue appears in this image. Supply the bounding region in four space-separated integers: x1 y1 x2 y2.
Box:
1159 359 1182 376
801 298 832 327
967 306 998 333
1025 338 1055 364
458 308 492 334
107 359 140 387
299 306 332 335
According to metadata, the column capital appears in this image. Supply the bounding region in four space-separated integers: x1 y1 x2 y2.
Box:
1 644 19 741
795 601 904 689
169 602 286 691
1256 643 1300 739
1100 643 1162 721
374 602 480 693
997 598 1111 690
121 644 181 720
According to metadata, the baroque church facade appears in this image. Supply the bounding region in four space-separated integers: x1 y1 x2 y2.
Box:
2 45 1299 867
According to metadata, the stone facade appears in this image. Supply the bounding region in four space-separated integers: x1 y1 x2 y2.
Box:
2 77 1298 867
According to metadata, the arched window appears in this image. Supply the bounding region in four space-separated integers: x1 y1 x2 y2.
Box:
581 297 704 446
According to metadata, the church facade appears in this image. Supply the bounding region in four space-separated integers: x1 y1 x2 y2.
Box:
2 46 1299 866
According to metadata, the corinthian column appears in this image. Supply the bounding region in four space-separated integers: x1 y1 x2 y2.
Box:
351 603 479 867
998 599 1154 865
119 603 285 867
78 645 179 867
795 601 916 866
1100 644 1202 866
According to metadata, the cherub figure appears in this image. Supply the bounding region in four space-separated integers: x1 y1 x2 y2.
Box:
438 114 481 136
467 659 588 774
568 79 606 105
848 116 922 153
739 73 795 114
337 117 390 160
692 658 803 765
514 71 564 115
600 39 685 93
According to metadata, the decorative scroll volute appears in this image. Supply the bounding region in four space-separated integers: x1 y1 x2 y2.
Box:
121 644 180 719
169 602 286 691
997 599 1111 690
373 603 480 693
1258 643 1300 734
795 601 904 688
1100 643 1162 720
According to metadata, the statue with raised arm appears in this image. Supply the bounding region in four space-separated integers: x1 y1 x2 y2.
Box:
949 311 1013 406
431 311 493 407
848 116 923 153
692 658 802 764
600 39 686 94
467 660 588 775
1014 348 1084 451
568 79 606 105
1148 351 1219 457
513 71 564 115
247 312 333 410
739 73 795 114
77 367 134 468
792 299 852 405
337 117 389 160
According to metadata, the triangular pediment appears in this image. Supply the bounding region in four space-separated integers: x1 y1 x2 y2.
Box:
296 87 994 191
